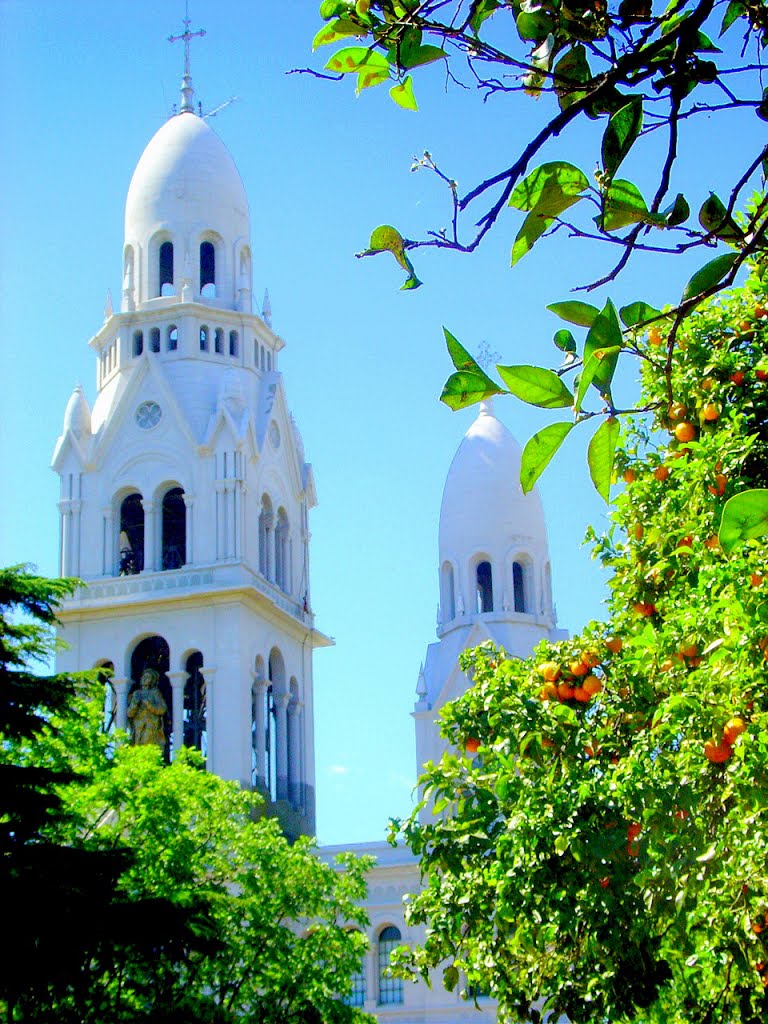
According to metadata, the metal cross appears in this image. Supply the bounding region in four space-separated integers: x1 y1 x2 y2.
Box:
168 3 206 80
476 341 501 371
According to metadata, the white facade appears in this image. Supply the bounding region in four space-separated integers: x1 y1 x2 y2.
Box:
51 46 565 1022
53 82 326 841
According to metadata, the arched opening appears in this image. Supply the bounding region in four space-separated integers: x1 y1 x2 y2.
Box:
214 327 224 354
199 325 209 352
229 330 239 357
252 655 266 787
118 493 144 575
258 494 274 580
260 347 265 371
513 561 527 613
161 487 186 570
132 330 143 357
167 324 178 351
377 926 403 1005
129 635 171 760
288 677 300 806
275 508 289 592
266 351 272 371
200 241 215 293
150 327 160 353
159 241 174 295
344 931 366 1007
183 651 206 757
441 561 455 623
95 660 115 731
266 647 286 803
476 560 493 613
123 246 134 296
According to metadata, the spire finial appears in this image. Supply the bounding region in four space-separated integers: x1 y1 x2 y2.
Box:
168 2 206 114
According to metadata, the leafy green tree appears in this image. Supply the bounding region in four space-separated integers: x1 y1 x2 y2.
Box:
389 274 768 1023
0 566 374 1023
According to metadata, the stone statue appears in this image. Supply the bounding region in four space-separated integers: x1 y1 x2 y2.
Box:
127 668 167 748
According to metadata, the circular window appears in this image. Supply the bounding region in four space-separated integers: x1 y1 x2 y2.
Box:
135 400 162 430
269 421 281 449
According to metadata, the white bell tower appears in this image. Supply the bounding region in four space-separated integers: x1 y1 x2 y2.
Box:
414 401 567 786
52 18 327 840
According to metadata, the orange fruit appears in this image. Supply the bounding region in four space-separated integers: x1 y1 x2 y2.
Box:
722 717 746 745
633 523 644 541
573 686 590 703
654 465 670 482
569 659 589 677
538 683 559 702
755 305 767 318
701 377 715 391
649 328 664 347
704 738 732 763
464 737 480 754
583 674 602 696
705 535 720 550
599 876 611 888
708 473 727 497
605 636 623 654
702 403 720 422
557 682 575 701
539 661 561 682
730 370 745 385
660 658 676 673
674 421 696 442
581 650 600 669
668 401 687 421
623 468 637 484
680 642 698 659
756 368 768 381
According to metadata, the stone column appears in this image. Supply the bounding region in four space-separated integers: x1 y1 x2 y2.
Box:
102 506 114 576
288 699 303 808
251 673 266 789
168 671 187 756
113 677 130 734
141 499 156 572
58 501 72 577
275 692 291 801
70 498 82 577
183 494 194 566
215 482 225 561
200 667 216 768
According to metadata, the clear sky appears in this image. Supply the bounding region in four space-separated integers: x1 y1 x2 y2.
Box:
0 1 756 845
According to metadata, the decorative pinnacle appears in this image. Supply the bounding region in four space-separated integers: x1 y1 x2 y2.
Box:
168 2 206 113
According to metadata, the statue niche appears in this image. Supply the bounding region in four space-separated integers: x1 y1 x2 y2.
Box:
127 667 168 748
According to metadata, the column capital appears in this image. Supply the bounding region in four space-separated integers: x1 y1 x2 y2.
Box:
167 671 187 689
102 505 114 519
112 676 130 694
250 671 267 690
200 667 216 684
183 493 195 508
276 692 292 709
288 699 303 716
140 498 155 512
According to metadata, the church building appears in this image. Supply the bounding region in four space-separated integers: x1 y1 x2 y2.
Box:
51 20 565 1021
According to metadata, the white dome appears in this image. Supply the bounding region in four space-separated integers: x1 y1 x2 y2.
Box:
62 385 91 439
439 402 548 560
125 111 249 250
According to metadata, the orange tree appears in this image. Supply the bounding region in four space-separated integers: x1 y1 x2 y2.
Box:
389 273 768 1022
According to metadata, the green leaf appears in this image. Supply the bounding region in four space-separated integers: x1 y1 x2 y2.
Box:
440 371 502 411
620 301 662 328
598 179 652 231
681 253 739 302
758 87 768 123
521 422 574 493
516 9 554 41
313 18 365 49
325 46 389 74
509 162 590 213
584 299 622 368
547 300 600 327
443 964 459 992
402 44 447 69
390 75 418 110
662 193 690 226
358 66 390 91
587 417 619 502
602 97 643 178
575 346 621 411
554 329 577 353
718 489 768 554
319 0 349 18
698 193 744 242
720 1 746 35
496 365 574 409
511 211 555 266
553 45 591 111
443 327 485 375
365 224 421 289
470 0 501 33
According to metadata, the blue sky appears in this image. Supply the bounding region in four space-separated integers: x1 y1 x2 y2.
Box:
0 1 757 844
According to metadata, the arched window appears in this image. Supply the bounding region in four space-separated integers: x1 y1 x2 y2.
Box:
200 241 215 293
150 327 160 353
199 325 209 351
161 487 186 570
259 495 274 579
266 648 285 803
441 562 455 623
229 330 239 357
252 655 266 787
183 651 206 757
254 340 259 366
377 926 403 1005
167 324 178 351
344 932 366 1007
513 561 527 613
214 327 224 354
288 677 300 807
119 493 144 575
132 330 144 357
476 560 493 614
159 241 174 295
275 508 289 592
260 347 265 371
129 635 171 760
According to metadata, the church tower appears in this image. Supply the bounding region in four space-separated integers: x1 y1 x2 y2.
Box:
414 401 567 779
51 23 327 840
